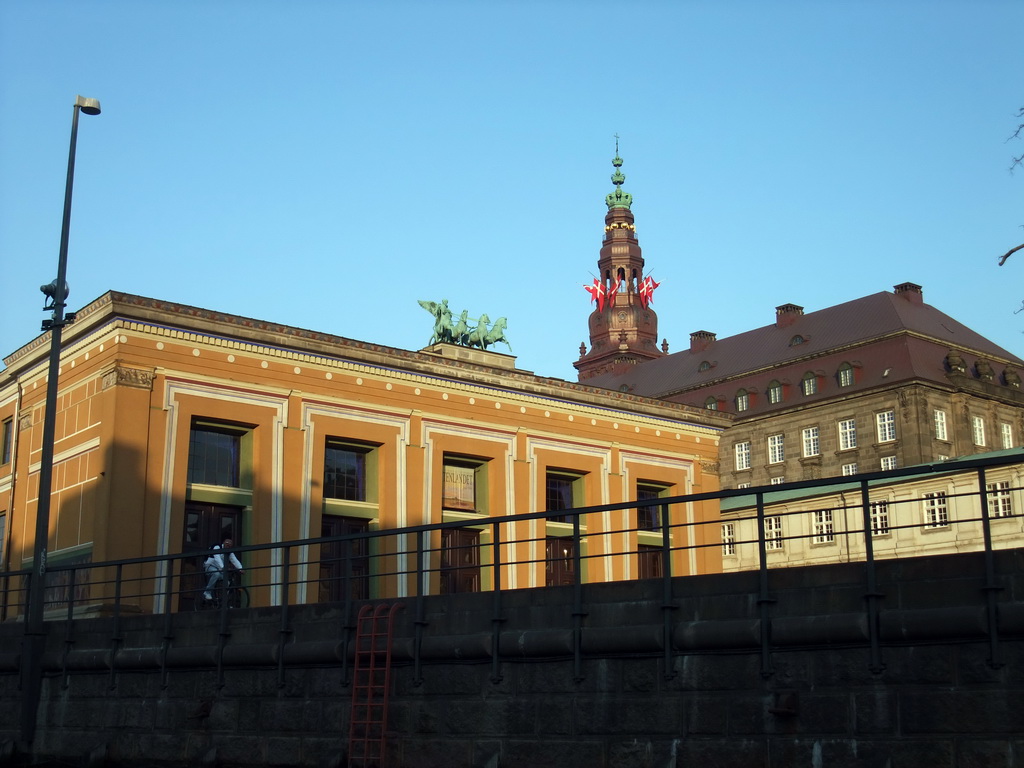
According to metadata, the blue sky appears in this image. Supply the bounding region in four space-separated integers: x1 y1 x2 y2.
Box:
2 0 1022 381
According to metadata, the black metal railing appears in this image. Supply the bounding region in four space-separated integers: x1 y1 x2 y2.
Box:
2 451 1023 676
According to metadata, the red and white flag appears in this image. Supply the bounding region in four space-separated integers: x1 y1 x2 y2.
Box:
584 278 606 312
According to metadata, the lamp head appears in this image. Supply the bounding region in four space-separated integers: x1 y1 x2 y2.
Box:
75 95 101 116
41 280 69 307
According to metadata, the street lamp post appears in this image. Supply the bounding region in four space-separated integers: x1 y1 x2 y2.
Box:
20 95 101 750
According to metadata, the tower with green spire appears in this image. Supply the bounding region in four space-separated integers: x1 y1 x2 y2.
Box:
575 146 665 381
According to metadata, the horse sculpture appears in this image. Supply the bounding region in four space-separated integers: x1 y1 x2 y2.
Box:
451 310 471 346
467 315 512 352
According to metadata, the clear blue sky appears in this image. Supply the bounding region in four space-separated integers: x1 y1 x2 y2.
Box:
2 1 1022 381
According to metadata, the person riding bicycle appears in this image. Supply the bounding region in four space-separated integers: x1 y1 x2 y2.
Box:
203 537 243 601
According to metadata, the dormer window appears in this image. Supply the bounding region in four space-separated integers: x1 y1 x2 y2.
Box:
801 371 818 396
790 335 805 346
767 380 783 404
735 390 749 412
838 363 854 388
704 397 718 411
698 361 712 372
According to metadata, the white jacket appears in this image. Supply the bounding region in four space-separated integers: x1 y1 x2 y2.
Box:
205 545 242 571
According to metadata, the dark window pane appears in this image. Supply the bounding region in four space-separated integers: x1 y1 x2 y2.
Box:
546 474 575 523
637 544 662 579
324 445 367 501
188 428 240 486
637 485 664 531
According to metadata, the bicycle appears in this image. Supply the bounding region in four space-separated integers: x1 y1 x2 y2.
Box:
194 569 250 610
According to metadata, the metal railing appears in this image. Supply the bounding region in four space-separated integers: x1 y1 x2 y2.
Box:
2 451 1023 675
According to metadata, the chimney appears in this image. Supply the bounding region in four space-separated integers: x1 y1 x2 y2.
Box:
690 330 716 353
775 303 804 328
894 282 923 304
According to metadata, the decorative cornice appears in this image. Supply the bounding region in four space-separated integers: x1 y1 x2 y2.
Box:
101 364 155 391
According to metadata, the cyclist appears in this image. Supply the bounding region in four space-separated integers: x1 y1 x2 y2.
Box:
202 537 243 601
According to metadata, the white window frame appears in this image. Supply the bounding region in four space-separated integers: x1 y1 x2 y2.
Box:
876 410 896 443
801 373 817 396
934 410 948 442
1001 423 1014 450
971 416 986 447
838 419 857 451
870 501 890 535
880 456 897 471
768 434 785 464
767 381 783 404
812 509 835 544
987 481 1013 518
765 516 784 550
734 441 752 471
770 476 785 485
842 462 859 476
838 364 854 387
736 392 749 412
721 523 736 556
737 482 751 489
801 426 820 458
923 491 949 529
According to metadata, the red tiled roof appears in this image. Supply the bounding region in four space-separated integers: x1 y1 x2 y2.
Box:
585 289 1023 401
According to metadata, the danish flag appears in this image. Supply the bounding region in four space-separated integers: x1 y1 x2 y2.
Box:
584 278 607 312
639 275 661 308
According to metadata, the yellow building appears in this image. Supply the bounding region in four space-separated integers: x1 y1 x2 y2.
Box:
0 291 729 612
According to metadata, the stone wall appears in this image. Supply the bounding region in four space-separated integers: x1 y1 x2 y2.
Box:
2 549 1023 767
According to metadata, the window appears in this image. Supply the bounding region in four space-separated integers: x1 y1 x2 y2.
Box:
442 457 486 513
1001 423 1014 450
802 426 820 458
790 335 805 346
188 426 242 487
923 492 949 528
838 363 854 387
721 523 736 556
838 419 857 450
319 516 369 601
636 483 668 531
880 456 897 471
770 476 785 485
546 471 581 523
870 501 890 535
441 527 481 593
767 380 783 404
734 441 752 471
934 410 948 441
876 410 896 443
987 481 1013 518
768 434 785 464
636 544 662 579
737 482 752 489
1 418 11 465
698 361 712 372
971 416 986 447
324 442 372 501
801 372 817 396
735 390 749 412
812 509 834 544
842 462 858 476
765 516 784 550
704 397 718 411
545 537 575 586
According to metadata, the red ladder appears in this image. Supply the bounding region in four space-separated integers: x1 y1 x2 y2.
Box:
348 602 403 767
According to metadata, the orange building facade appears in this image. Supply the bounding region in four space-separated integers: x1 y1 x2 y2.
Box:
0 292 729 612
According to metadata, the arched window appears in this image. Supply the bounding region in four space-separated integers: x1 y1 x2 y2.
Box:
767 380 783 404
838 363 854 387
790 335 805 346
801 372 817 396
735 389 750 412
705 397 718 411
698 361 712 372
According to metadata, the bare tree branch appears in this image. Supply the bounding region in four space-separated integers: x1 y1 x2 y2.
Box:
1010 107 1024 171
999 242 1024 266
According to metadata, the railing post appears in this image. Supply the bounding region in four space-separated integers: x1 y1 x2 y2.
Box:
660 500 677 680
571 511 586 683
489 520 504 684
159 555 176 690
859 479 885 674
755 491 774 678
977 467 1004 668
107 563 124 690
340 537 354 687
277 545 293 689
412 529 427 686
